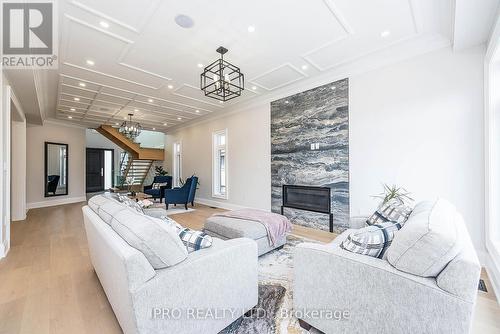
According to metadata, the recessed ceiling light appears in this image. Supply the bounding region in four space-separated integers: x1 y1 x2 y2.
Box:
197 63 203 68
152 128 156 130
134 108 139 112
67 116 73 119
148 98 154 103
115 122 119 125
381 30 391 38
99 21 109 28
195 109 200 113
167 84 174 89
177 117 182 120
285 100 289 104
175 14 194 29
86 59 95 66
70 108 75 111
301 64 308 70
163 123 167 126
247 25 255 32
79 82 86 87
252 86 257 90
74 97 80 101
331 86 336 90
123 116 127 120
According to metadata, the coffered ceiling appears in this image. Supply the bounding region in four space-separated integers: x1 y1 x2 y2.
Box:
4 0 498 130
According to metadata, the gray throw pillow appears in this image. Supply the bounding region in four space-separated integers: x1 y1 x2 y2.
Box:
387 198 462 277
110 209 188 269
88 195 127 225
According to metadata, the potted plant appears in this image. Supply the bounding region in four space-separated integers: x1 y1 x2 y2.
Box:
154 165 168 176
373 184 413 205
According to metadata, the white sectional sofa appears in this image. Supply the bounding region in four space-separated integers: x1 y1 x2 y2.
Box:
294 199 481 334
82 196 258 334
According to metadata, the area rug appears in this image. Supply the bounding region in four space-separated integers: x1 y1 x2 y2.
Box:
148 202 195 215
220 234 324 334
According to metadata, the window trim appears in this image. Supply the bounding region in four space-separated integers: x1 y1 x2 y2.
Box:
212 129 228 200
172 141 182 188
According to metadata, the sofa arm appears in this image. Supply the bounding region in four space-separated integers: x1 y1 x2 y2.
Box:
143 184 153 191
132 238 258 334
293 243 475 334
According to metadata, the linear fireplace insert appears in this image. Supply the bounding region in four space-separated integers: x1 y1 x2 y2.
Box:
281 184 333 232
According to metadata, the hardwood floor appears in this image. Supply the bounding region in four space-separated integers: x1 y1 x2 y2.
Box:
0 202 499 333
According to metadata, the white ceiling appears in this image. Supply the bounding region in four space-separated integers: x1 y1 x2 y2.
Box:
4 0 499 130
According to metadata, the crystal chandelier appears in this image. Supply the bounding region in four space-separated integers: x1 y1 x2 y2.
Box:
119 113 142 141
200 46 244 102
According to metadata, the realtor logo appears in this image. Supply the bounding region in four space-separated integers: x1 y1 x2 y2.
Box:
1 1 58 69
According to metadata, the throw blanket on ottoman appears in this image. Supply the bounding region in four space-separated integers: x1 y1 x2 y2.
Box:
213 209 292 246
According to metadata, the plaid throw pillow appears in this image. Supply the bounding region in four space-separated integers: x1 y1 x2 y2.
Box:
366 199 412 226
340 222 402 259
178 228 213 253
152 182 168 189
160 216 213 253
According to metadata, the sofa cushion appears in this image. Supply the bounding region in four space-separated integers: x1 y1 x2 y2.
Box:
387 198 462 277
110 209 188 269
88 195 127 225
144 188 161 196
340 221 402 259
117 194 145 214
204 216 268 239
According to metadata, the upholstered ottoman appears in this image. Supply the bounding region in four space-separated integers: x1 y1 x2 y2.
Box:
204 216 287 256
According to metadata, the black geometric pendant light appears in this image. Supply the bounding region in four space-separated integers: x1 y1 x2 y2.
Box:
200 46 244 102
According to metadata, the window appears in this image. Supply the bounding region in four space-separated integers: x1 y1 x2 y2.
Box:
59 146 67 186
173 142 182 187
104 150 113 189
212 130 227 199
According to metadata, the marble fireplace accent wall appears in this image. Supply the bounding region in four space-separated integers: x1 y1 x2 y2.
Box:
271 78 349 232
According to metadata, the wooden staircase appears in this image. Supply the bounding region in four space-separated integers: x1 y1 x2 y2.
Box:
96 125 164 160
97 125 164 187
120 153 154 186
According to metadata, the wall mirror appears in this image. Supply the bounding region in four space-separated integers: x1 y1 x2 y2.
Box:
45 142 68 197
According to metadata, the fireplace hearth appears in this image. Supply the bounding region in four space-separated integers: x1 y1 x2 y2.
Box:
281 185 334 232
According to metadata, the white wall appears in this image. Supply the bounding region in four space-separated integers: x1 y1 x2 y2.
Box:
349 46 485 253
11 119 26 221
0 75 12 257
167 46 486 253
165 106 270 210
26 122 86 208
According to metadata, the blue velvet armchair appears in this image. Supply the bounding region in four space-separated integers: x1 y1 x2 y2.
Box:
164 176 198 210
143 175 172 203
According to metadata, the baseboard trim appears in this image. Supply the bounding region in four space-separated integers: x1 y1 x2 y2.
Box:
484 251 500 304
477 250 489 267
196 197 262 211
27 196 87 209
11 213 27 221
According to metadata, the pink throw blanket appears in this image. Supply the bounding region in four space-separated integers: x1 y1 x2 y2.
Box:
214 209 292 246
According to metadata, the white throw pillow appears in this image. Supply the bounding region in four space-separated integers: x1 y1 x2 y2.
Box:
110 209 188 269
387 198 462 277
